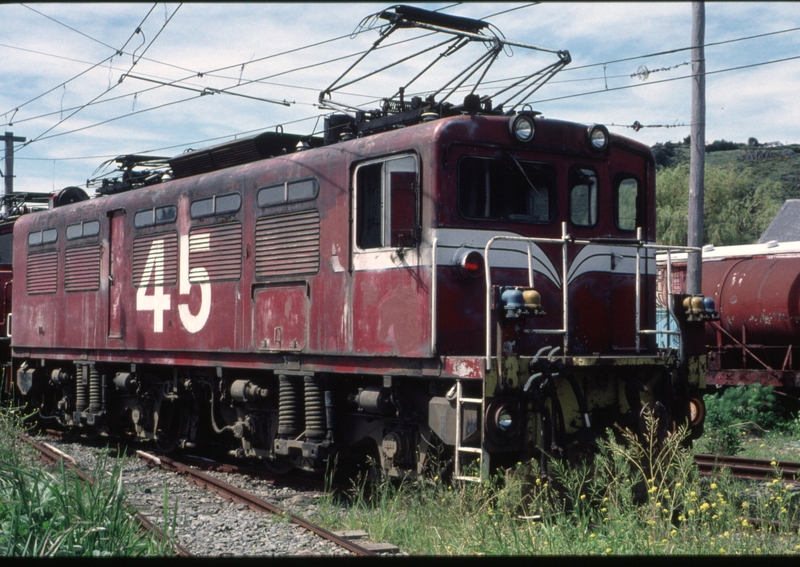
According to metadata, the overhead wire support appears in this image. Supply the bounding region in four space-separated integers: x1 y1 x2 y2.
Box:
121 74 291 107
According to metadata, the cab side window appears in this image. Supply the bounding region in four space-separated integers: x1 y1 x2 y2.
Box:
616 176 640 231
355 155 418 250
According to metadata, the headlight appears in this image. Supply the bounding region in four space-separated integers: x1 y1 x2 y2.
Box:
486 399 521 444
496 407 514 432
688 397 705 427
587 124 609 151
509 114 535 143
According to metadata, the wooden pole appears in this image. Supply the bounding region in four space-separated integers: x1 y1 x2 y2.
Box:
687 2 705 294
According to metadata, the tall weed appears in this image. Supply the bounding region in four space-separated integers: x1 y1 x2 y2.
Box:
312 415 800 555
0 407 175 556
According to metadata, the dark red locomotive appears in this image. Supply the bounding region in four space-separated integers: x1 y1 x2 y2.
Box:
9 6 710 480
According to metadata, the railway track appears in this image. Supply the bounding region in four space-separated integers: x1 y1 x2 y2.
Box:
23 433 393 556
135 450 379 556
694 453 800 482
18 433 192 557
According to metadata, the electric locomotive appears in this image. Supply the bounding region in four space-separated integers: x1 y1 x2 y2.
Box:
9 5 712 480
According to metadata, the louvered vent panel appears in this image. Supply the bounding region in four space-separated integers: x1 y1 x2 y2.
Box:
132 233 178 286
188 223 242 282
255 210 320 278
26 251 58 295
65 246 101 291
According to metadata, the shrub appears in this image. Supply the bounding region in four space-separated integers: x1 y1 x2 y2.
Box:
701 385 789 454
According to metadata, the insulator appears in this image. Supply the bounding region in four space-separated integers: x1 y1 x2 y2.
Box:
88 365 101 413
75 365 88 413
277 375 302 437
304 376 325 439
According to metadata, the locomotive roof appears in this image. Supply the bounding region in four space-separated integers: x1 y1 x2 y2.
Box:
52 111 650 209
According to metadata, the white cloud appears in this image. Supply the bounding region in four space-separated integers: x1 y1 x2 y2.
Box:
2 2 799 194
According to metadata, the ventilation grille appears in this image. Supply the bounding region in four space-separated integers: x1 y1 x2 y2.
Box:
188 223 242 282
26 251 58 295
65 245 101 292
133 232 178 286
255 210 320 278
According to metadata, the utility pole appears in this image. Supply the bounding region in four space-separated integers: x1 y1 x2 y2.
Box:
3 131 26 195
687 2 705 294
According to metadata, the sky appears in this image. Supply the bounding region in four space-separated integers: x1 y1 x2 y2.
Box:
2 2 799 196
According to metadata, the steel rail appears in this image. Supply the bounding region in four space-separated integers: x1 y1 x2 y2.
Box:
145 453 378 557
694 453 800 482
17 434 192 557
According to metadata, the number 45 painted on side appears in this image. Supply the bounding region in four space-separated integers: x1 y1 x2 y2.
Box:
136 234 211 333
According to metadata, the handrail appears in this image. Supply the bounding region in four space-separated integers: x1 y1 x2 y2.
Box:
431 237 438 355
482 225 701 370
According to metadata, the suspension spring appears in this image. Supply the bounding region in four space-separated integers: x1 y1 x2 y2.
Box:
75 364 88 413
304 376 325 439
88 365 101 413
277 375 302 437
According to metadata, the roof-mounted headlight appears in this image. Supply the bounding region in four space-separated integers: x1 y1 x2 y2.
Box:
509 114 535 143
587 124 609 151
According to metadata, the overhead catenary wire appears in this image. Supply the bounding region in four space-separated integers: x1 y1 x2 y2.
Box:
4 5 799 165
8 3 550 156
4 4 160 119
20 4 174 145
525 53 800 106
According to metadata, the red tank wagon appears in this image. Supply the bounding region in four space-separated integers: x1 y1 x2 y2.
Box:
662 241 800 393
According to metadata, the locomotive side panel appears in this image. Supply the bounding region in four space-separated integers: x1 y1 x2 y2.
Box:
12 201 110 352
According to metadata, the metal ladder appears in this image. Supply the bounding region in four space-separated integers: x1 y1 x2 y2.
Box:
453 380 485 482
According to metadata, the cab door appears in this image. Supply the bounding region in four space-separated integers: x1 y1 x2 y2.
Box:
350 153 431 357
108 209 126 340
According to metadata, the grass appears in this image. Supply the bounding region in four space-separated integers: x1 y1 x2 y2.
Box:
313 413 800 555
0 406 177 556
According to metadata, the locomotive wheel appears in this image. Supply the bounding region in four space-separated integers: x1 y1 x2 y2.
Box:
154 401 180 453
261 458 295 475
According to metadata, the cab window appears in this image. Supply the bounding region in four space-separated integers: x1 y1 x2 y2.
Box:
458 155 556 223
616 176 640 231
569 167 598 227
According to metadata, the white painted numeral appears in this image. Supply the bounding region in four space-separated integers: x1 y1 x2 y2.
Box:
136 239 171 333
178 233 211 333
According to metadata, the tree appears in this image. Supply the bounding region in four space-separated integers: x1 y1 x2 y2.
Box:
656 165 782 246
747 137 759 147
